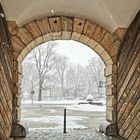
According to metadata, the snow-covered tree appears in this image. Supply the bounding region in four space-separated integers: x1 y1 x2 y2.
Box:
29 42 57 101
55 55 69 98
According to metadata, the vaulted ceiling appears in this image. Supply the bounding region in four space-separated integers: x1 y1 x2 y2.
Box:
0 0 140 32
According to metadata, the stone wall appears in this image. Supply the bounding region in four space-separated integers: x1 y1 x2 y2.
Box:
8 16 121 126
117 10 140 140
0 4 13 140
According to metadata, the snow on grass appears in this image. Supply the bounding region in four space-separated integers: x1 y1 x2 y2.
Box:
22 99 106 105
22 100 84 105
22 100 106 112
22 116 87 129
66 104 106 112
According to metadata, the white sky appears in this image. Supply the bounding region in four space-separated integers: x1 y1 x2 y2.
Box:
24 40 102 66
51 40 100 66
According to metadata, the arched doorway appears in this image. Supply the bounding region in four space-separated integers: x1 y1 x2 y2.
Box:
10 16 120 136
20 40 106 130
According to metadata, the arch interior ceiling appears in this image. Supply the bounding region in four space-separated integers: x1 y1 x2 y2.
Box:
1 0 140 33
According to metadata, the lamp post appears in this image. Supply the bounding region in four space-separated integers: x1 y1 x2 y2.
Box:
99 81 106 98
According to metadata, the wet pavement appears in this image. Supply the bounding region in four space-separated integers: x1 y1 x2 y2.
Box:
15 128 121 140
17 104 121 140
21 104 106 129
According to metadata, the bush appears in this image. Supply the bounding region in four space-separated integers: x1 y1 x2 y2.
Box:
86 94 94 101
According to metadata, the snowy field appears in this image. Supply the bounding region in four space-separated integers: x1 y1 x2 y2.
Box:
67 104 105 112
22 116 87 130
21 100 106 130
22 100 106 112
21 99 106 105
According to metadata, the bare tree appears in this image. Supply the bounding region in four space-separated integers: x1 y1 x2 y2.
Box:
30 42 57 101
66 64 86 98
55 55 69 98
87 57 105 97
21 61 37 100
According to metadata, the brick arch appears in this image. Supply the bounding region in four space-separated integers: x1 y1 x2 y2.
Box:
10 16 120 132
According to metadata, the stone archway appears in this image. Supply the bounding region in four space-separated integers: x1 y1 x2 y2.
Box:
9 16 120 136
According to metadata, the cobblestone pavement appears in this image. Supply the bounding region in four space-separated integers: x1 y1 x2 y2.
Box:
15 128 121 140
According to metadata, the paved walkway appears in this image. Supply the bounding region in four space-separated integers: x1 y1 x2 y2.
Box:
15 128 121 140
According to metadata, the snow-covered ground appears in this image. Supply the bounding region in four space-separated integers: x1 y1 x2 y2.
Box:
67 104 106 112
22 100 106 112
22 116 87 130
21 100 106 130
18 128 121 140
22 99 106 105
22 100 81 105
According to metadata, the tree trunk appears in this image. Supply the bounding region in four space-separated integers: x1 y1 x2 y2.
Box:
61 79 65 99
50 89 52 97
62 85 65 99
38 81 42 101
74 89 77 99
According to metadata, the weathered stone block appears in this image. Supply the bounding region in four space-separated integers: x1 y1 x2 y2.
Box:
12 123 27 138
106 95 116 107
100 51 111 62
15 96 21 107
18 74 22 85
49 17 61 33
61 16 73 31
13 85 18 95
61 31 71 40
26 41 36 53
83 21 96 37
13 51 20 61
17 97 21 107
100 32 115 49
34 36 44 46
94 44 105 55
36 18 51 35
113 27 127 41
73 18 85 33
91 26 107 42
106 42 119 57
87 39 98 49
105 64 117 76
13 70 18 84
79 35 89 44
52 32 61 37
19 48 29 62
18 88 22 97
106 107 116 122
7 20 18 35
16 107 21 122
13 61 18 71
106 74 117 86
25 21 42 39
12 36 25 53
43 33 52 42
71 32 81 41
17 54 24 63
99 121 117 136
106 86 116 96
111 55 117 64
17 27 33 45
52 35 62 40
105 58 113 66
41 18 52 34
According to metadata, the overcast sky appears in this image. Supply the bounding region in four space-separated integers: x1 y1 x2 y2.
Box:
51 40 100 66
24 40 102 66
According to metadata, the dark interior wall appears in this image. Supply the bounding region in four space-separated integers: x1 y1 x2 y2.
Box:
117 11 140 140
0 4 13 140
